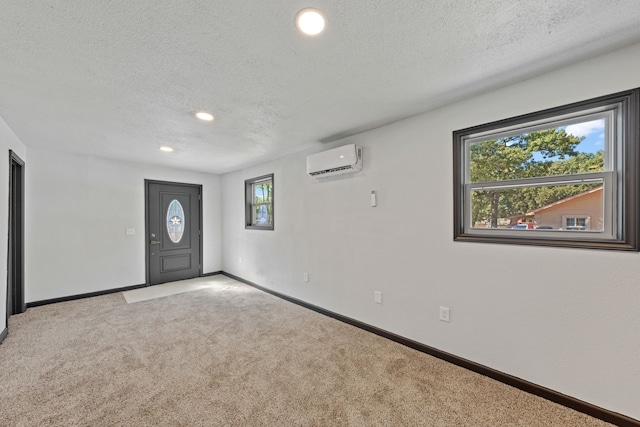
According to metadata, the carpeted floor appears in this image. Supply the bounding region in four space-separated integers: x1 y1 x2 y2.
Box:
0 276 613 426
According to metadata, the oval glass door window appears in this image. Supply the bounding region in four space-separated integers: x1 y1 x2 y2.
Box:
166 199 185 243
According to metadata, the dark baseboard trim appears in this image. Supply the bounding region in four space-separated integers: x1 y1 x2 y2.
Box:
0 327 7 344
201 271 222 277
27 273 223 308
26 283 148 308
222 272 639 427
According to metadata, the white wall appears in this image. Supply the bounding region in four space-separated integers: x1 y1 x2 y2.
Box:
0 117 27 334
222 42 640 419
25 148 222 302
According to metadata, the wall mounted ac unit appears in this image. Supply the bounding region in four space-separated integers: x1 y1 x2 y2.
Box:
306 144 363 178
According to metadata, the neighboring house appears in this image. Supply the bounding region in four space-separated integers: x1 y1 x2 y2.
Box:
510 186 603 230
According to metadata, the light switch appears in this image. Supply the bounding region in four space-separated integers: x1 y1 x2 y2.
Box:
374 291 382 304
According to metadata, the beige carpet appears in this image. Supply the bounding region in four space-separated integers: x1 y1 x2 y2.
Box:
1 276 613 426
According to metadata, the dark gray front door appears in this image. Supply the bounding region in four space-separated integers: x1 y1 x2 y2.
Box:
146 181 201 285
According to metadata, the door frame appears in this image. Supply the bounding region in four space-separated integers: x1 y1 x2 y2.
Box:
7 150 25 323
144 180 203 285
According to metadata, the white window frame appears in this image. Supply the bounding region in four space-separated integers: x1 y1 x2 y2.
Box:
453 88 640 251
563 215 590 231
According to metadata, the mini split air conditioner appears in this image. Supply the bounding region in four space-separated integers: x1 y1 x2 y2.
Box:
306 144 363 178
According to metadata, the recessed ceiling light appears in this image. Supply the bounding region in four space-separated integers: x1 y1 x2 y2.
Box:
296 8 325 36
160 146 174 152
196 111 214 121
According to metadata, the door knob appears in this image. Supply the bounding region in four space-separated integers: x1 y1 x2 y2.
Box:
150 240 161 245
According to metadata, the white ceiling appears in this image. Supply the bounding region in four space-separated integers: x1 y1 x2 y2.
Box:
2 1 640 174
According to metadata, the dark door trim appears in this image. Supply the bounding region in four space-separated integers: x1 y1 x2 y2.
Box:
7 150 25 325
144 180 203 285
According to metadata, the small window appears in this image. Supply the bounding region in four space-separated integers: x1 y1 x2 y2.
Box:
563 216 589 231
245 174 274 230
453 88 640 250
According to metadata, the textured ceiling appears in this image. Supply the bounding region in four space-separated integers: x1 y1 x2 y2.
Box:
2 1 640 174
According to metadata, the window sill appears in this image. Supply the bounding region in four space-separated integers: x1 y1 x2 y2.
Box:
453 233 636 251
245 225 274 231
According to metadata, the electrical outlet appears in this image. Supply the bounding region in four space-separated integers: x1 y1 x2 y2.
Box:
439 306 450 322
238 256 243 263
303 272 309 282
374 291 382 304
125 228 135 235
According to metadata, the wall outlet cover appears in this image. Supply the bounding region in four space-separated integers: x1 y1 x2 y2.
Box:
439 306 450 322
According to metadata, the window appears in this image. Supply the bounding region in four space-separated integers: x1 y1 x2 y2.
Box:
453 88 639 250
564 216 589 231
245 174 274 230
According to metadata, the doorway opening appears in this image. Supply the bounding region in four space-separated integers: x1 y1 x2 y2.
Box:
7 150 25 324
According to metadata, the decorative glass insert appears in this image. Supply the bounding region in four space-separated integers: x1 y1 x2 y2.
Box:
166 199 185 243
